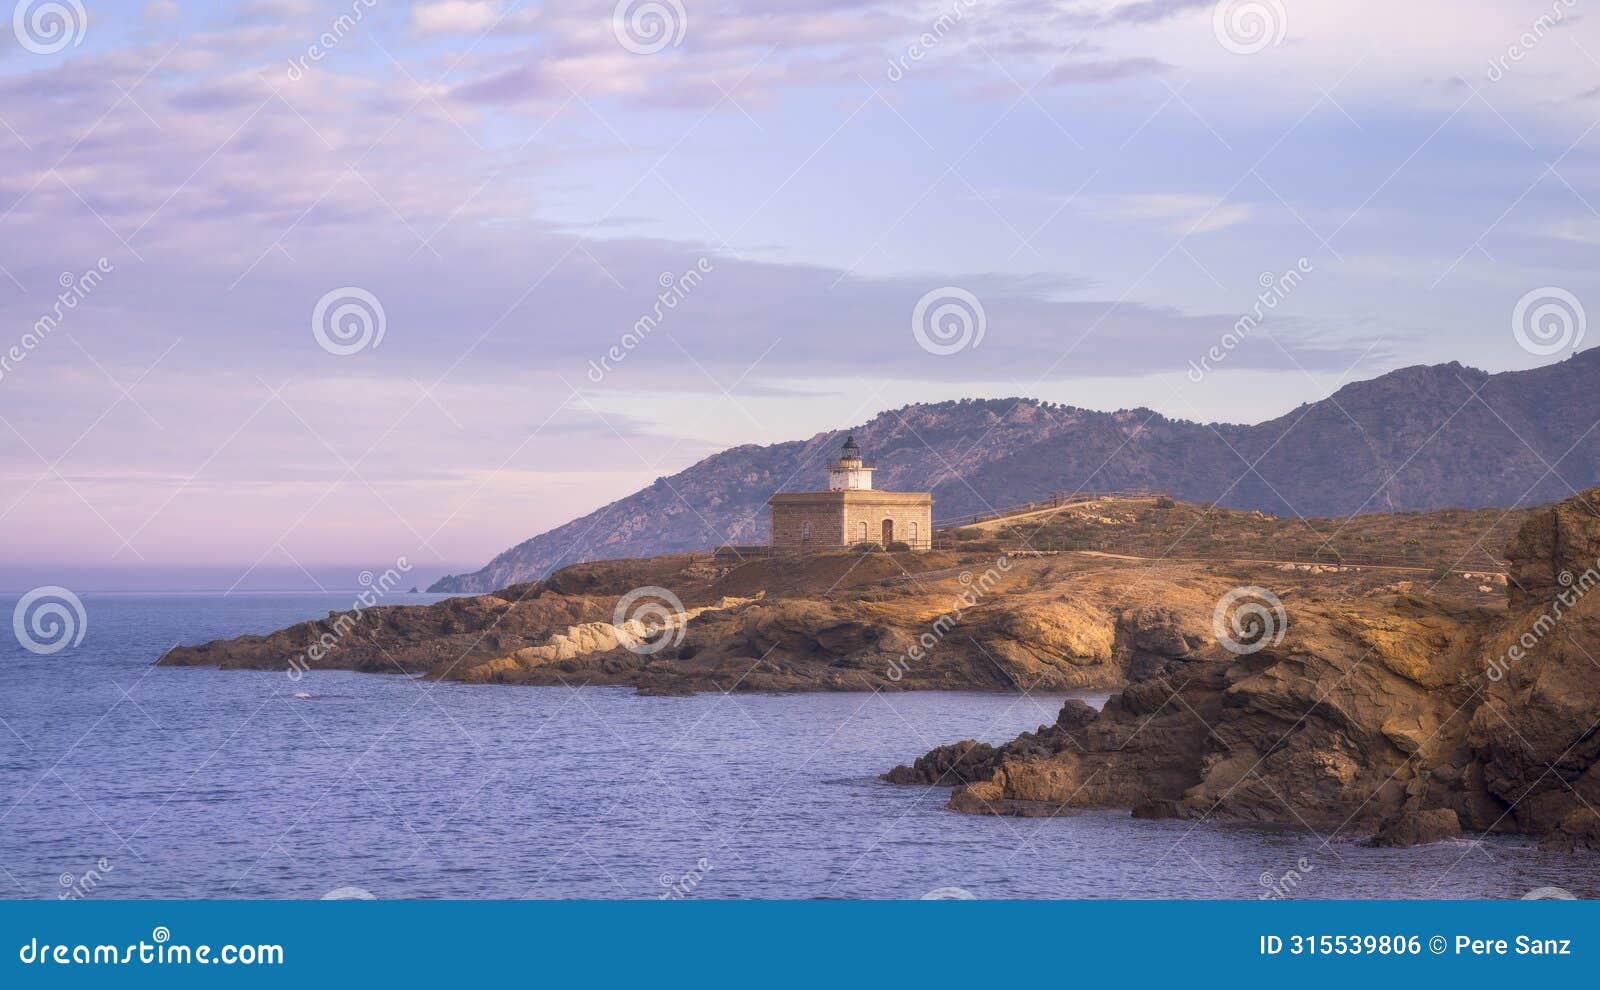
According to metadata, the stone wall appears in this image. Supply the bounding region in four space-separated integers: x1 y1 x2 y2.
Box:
770 499 850 546
841 499 931 549
770 491 932 549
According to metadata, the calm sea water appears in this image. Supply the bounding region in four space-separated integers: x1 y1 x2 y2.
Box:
2 592 1596 900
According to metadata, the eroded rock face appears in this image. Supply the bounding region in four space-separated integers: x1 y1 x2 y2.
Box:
928 600 1495 833
1471 491 1600 848
890 488 1600 849
1504 495 1600 610
164 545 1402 695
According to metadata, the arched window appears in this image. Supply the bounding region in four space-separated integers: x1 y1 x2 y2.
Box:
801 521 812 543
909 521 918 546
857 521 868 543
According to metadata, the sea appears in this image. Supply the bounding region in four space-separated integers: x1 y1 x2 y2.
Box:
2 591 1597 900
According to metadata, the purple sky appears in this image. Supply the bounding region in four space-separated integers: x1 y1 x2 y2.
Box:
2 0 1598 587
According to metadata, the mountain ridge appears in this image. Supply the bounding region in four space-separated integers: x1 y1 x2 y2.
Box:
430 349 1600 593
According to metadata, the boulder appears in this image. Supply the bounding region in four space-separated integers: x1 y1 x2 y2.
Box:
1367 808 1463 847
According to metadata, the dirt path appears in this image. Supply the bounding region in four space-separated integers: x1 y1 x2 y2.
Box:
1052 549 1505 579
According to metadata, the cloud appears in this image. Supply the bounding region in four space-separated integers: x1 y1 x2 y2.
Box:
1539 218 1600 246
1041 57 1170 85
1102 194 1254 235
1105 0 1212 25
410 0 513 37
141 0 182 20
233 0 316 22
2 0 1594 571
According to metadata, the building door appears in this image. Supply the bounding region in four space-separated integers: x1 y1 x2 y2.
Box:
857 521 868 543
882 518 894 546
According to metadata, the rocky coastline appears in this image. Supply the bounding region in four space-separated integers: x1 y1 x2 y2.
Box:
156 491 1600 849
884 488 1600 850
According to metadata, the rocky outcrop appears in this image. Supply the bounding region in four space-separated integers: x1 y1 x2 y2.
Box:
1367 808 1463 848
161 496 1511 697
884 701 1098 786
1470 490 1600 848
155 589 618 677
160 546 1263 693
889 487 1600 850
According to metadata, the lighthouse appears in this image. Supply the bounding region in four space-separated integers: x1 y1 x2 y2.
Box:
767 435 933 551
827 434 874 490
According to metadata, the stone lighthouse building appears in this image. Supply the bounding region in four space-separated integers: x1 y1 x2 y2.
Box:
768 435 933 550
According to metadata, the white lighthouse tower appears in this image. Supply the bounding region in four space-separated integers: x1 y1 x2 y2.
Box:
827 435 874 490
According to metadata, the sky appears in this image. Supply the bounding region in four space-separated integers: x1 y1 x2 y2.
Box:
1 0 1598 587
